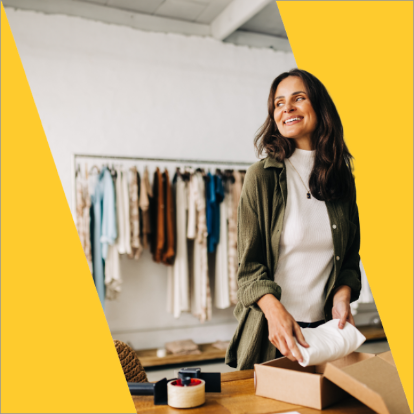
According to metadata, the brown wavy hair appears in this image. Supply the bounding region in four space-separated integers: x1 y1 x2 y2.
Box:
254 68 355 202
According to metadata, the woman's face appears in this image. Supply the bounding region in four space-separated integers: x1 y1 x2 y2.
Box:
273 76 318 147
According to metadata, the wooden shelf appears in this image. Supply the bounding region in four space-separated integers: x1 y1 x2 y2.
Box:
136 326 386 368
136 343 227 368
358 325 386 341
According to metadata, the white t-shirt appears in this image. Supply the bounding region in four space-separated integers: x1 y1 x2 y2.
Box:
274 148 334 322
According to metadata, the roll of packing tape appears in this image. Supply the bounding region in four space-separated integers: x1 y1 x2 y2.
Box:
167 378 205 408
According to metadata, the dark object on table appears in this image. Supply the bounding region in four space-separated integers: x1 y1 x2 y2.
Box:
128 378 168 405
178 367 221 392
128 368 221 405
114 339 148 383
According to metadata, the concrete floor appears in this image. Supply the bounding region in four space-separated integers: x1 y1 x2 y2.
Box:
146 339 390 382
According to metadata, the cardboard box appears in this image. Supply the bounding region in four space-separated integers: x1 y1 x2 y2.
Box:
254 351 410 413
324 351 411 414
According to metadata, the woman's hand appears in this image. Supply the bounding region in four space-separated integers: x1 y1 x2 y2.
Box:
257 294 309 363
332 285 355 329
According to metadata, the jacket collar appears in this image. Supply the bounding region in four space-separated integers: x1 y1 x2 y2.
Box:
263 157 284 169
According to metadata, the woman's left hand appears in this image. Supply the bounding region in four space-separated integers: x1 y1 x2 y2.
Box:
332 285 355 329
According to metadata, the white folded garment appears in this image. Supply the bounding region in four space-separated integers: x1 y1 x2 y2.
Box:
294 319 366 367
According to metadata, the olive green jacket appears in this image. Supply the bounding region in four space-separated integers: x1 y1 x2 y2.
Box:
225 157 361 370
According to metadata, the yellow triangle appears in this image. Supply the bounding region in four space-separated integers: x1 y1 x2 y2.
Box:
277 1 413 410
1 4 135 412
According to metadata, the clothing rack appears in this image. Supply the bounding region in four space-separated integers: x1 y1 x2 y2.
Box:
71 153 254 213
73 153 254 166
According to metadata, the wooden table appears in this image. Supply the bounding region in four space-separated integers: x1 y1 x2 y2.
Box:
132 370 375 414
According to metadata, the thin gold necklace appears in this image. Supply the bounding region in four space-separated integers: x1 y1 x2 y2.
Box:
287 158 311 199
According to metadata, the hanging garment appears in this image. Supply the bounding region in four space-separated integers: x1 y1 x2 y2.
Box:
101 168 118 304
139 167 153 249
105 243 121 300
187 170 197 240
89 171 104 307
187 173 199 316
116 167 132 255
206 172 215 251
227 176 238 305
137 170 143 249
228 170 244 305
88 169 98 276
215 178 231 309
100 167 118 260
128 167 143 260
208 174 224 253
168 175 190 318
167 265 174 315
162 169 175 265
152 168 165 263
188 172 212 322
90 167 117 308
105 170 124 299
75 169 93 272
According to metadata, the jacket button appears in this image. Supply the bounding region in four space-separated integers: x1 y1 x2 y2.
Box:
332 225 337 229
336 256 340 261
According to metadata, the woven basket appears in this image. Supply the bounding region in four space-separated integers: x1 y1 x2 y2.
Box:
114 339 148 383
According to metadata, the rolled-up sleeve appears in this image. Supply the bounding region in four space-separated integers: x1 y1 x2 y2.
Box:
236 171 281 310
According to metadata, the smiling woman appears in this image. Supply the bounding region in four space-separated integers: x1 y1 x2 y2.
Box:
255 68 355 202
225 69 362 370
273 77 318 150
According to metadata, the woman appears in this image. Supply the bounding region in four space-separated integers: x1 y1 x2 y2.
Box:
225 69 361 370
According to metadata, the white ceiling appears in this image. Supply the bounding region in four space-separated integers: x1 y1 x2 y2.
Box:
240 1 287 38
3 0 291 51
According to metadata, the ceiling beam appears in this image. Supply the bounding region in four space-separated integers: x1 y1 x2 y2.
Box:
210 0 273 41
3 0 211 37
224 30 291 52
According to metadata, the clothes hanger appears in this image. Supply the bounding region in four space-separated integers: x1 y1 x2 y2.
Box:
90 165 101 174
180 166 191 182
224 169 235 183
172 166 181 183
110 164 117 179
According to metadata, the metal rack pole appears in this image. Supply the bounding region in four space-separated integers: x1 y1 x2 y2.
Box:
73 153 254 167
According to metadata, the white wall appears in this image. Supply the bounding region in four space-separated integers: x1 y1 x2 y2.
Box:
6 7 296 349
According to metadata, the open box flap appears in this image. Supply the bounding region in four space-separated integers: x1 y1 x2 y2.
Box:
316 351 375 373
325 355 410 414
376 351 395 367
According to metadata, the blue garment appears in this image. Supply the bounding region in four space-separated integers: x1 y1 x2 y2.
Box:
90 168 117 309
207 173 224 253
100 169 117 260
206 172 215 242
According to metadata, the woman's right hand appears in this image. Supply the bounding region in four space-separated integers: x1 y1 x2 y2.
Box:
257 294 309 363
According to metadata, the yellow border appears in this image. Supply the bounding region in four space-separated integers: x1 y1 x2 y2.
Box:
1 4 135 412
277 1 413 410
